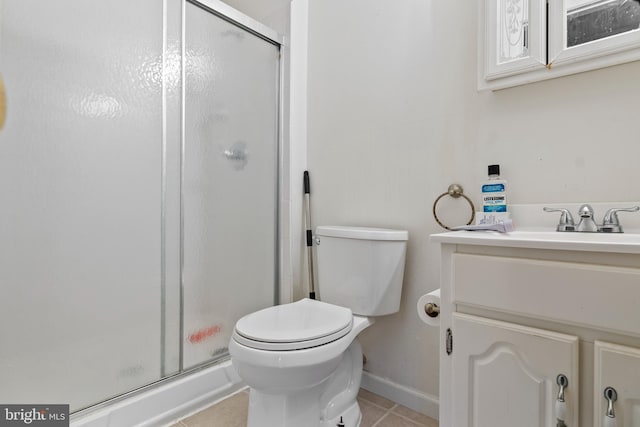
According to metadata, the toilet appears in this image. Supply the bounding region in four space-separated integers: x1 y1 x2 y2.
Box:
228 225 408 427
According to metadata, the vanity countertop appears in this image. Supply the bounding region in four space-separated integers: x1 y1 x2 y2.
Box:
430 229 640 254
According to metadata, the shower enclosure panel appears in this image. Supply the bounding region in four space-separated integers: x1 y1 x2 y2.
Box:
0 0 165 411
182 1 280 369
0 0 282 414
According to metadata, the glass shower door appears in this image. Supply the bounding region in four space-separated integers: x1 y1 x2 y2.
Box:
0 0 281 413
182 1 280 369
0 0 166 411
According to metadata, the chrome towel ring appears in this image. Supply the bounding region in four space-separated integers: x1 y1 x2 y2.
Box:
433 184 475 230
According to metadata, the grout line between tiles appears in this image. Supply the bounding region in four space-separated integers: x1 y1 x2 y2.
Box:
370 404 397 427
371 408 392 427
373 402 434 427
358 395 395 412
392 412 428 426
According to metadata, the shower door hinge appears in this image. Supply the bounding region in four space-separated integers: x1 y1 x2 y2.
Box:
446 328 453 355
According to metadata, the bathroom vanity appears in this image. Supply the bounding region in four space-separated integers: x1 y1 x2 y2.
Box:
432 230 640 427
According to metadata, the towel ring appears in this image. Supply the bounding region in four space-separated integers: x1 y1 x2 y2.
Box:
433 184 475 230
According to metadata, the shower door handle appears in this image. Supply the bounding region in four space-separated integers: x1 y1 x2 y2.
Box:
223 141 248 170
223 148 247 161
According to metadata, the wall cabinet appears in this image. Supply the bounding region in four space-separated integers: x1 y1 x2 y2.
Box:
479 0 640 90
432 232 640 426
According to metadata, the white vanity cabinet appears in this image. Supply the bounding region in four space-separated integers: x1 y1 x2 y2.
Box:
432 231 640 427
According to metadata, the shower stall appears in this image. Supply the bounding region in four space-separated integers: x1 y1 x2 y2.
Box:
0 0 281 421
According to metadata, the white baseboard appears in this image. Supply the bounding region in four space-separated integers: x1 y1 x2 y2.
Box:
69 362 438 426
72 360 244 427
360 371 439 420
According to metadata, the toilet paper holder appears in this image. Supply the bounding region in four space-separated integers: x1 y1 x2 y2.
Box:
417 289 441 326
424 302 440 318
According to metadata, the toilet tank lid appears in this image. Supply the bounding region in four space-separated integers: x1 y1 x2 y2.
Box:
315 226 408 241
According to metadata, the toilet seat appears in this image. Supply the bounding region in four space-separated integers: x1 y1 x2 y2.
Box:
233 298 353 351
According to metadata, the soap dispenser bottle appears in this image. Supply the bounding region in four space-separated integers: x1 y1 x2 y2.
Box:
482 164 507 212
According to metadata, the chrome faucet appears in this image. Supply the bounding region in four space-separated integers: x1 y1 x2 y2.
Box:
576 204 598 232
544 205 640 233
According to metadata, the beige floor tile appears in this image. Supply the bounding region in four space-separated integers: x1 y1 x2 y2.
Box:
181 392 248 427
391 405 438 427
175 388 438 427
358 388 395 409
357 397 388 427
374 412 424 427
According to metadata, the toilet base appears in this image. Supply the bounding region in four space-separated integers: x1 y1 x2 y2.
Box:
245 340 364 427
246 388 362 427
320 400 361 427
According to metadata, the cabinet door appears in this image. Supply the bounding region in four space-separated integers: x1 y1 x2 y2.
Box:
480 0 547 81
451 313 579 427
548 0 640 68
594 341 640 427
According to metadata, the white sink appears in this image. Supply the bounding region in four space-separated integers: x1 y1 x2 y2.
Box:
430 229 640 254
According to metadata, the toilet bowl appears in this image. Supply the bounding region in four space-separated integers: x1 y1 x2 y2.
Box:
229 226 408 427
229 299 373 427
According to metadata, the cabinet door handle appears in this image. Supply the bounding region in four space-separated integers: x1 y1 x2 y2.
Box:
556 374 569 427
603 387 618 427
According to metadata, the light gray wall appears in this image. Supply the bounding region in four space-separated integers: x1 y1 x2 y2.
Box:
306 0 640 409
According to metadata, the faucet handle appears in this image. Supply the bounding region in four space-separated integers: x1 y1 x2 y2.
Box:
543 207 576 232
601 206 640 233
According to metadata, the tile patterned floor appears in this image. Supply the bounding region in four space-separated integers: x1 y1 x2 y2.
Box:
170 387 438 427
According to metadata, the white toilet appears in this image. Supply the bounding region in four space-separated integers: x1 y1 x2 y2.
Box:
229 226 408 427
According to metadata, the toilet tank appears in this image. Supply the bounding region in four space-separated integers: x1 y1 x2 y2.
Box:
315 226 408 316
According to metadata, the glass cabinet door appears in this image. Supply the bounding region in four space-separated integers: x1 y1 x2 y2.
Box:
548 0 640 67
481 0 547 80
